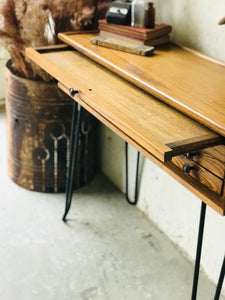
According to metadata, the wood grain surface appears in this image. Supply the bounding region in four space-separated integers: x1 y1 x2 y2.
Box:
172 154 223 195
58 33 225 137
90 36 154 56
192 145 225 179
25 47 220 163
25 45 225 214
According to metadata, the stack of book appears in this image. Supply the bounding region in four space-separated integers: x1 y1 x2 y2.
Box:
98 19 172 46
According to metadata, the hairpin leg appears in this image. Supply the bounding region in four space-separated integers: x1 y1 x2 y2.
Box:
214 255 225 300
62 102 82 221
191 202 207 300
125 142 140 205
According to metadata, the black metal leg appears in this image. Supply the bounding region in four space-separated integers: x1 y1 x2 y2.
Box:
125 141 140 205
62 102 82 221
214 255 225 300
191 202 207 300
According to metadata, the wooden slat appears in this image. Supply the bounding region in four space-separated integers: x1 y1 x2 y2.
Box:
90 36 154 56
25 47 221 163
165 134 223 161
58 33 225 137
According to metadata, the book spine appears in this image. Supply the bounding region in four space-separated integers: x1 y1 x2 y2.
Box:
100 30 146 42
99 23 172 39
100 30 170 46
100 31 144 45
99 24 144 38
144 34 170 46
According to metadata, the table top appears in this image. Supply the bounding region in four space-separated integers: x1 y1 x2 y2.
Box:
59 33 225 137
25 45 221 163
25 37 225 214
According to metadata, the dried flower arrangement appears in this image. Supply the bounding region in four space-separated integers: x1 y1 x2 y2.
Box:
0 0 112 81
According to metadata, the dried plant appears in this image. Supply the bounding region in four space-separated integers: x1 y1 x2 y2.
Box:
0 0 112 81
219 16 225 25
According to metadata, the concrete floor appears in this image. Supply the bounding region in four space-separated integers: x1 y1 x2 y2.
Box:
0 111 224 300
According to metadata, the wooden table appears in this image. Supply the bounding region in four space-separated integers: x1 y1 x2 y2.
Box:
26 33 225 299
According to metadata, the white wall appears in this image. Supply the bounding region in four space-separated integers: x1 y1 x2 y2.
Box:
99 0 225 295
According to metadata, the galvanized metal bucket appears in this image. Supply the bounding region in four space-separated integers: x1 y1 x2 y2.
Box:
5 61 97 192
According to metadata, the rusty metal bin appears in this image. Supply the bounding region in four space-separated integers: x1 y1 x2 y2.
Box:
5 61 97 192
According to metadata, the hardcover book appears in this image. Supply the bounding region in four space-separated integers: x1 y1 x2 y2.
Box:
100 30 170 46
98 19 172 40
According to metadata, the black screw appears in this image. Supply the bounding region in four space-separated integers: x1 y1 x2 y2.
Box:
183 163 194 175
186 152 197 160
69 88 79 97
